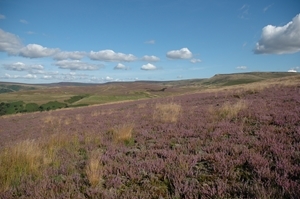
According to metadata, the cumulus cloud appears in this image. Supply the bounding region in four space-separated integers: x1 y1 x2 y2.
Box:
20 44 60 58
89 50 137 62
190 58 201 63
166 48 193 59
114 63 128 70
236 66 247 70
142 55 160 62
55 60 102 70
105 76 114 81
54 51 86 60
141 63 157 70
3 62 44 71
0 14 5 19
0 29 23 55
254 14 300 54
288 69 297 73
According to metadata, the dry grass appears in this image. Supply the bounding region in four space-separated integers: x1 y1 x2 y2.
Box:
86 149 103 187
153 102 181 123
0 126 100 193
43 115 60 126
137 103 146 108
209 100 248 121
91 110 101 117
0 140 43 192
75 114 83 123
112 123 134 143
42 133 79 165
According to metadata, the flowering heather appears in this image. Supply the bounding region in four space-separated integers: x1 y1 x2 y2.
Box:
0 84 299 198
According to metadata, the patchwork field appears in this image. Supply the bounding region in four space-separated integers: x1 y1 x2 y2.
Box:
0 72 300 198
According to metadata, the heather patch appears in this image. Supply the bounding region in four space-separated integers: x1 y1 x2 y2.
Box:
0 84 299 198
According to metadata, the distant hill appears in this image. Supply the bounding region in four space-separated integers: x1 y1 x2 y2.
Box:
0 83 37 94
201 72 300 86
1 72 299 94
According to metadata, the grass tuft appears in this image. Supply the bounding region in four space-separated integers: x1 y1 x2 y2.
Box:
153 102 181 123
112 123 134 143
209 100 248 121
86 149 103 187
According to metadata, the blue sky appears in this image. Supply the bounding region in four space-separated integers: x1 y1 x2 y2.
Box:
0 0 299 83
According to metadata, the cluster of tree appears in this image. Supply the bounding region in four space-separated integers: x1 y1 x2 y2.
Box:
0 95 90 116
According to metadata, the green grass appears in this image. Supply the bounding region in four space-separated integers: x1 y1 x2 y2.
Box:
64 94 89 104
25 103 40 112
76 93 151 105
222 79 262 86
39 101 67 111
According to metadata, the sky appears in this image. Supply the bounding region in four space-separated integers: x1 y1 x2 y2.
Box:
0 0 300 84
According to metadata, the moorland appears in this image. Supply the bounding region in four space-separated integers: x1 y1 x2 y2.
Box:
0 72 299 198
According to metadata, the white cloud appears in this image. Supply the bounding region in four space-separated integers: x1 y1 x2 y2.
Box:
20 19 28 24
190 58 201 63
24 74 37 79
53 51 86 60
288 66 299 72
166 48 193 59
0 14 5 19
263 4 273 13
55 60 102 70
40 72 89 81
89 50 137 62
42 75 53 79
236 66 247 70
239 4 249 19
3 73 37 79
20 44 60 58
114 63 128 70
142 55 160 62
141 63 157 70
3 62 44 71
26 31 35 35
3 62 26 71
145 40 155 44
254 14 300 54
105 76 114 81
0 29 23 55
